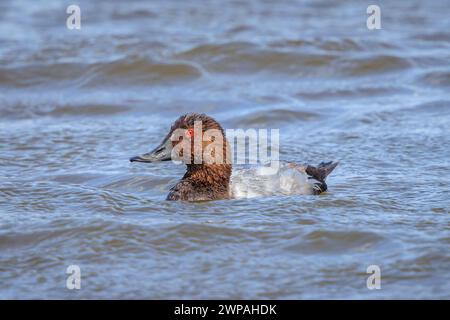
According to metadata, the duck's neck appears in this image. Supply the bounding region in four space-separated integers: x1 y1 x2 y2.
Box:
183 163 232 188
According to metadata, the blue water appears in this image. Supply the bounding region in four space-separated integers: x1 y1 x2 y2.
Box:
0 0 449 299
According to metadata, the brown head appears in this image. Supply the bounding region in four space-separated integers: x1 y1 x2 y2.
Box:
130 113 232 198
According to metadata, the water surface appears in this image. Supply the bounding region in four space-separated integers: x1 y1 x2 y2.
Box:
0 0 449 299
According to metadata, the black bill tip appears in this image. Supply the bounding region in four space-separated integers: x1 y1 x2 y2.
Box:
129 156 145 162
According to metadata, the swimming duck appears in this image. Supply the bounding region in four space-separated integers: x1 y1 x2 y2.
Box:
130 113 338 201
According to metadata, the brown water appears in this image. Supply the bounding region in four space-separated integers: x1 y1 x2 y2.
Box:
0 0 449 299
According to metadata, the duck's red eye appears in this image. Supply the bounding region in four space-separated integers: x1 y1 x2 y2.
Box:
186 128 194 138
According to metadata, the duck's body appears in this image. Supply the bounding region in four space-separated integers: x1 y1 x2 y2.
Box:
130 113 338 201
231 161 338 199
167 164 231 201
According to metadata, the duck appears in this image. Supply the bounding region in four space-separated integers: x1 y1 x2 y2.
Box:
130 113 338 201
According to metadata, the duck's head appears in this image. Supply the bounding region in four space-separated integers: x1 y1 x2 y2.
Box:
130 113 230 166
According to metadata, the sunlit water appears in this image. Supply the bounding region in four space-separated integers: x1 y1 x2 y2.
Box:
0 0 449 299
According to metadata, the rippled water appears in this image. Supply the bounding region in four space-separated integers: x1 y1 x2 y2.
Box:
1 0 449 299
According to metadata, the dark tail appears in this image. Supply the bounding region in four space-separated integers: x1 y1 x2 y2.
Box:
305 161 339 194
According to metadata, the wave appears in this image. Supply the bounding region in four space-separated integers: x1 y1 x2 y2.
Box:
175 42 411 78
417 70 450 88
284 230 385 254
229 108 320 127
0 101 132 119
0 58 202 89
337 55 411 76
82 58 202 87
296 85 411 100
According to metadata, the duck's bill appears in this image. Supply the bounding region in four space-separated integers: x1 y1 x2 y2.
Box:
129 139 172 163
